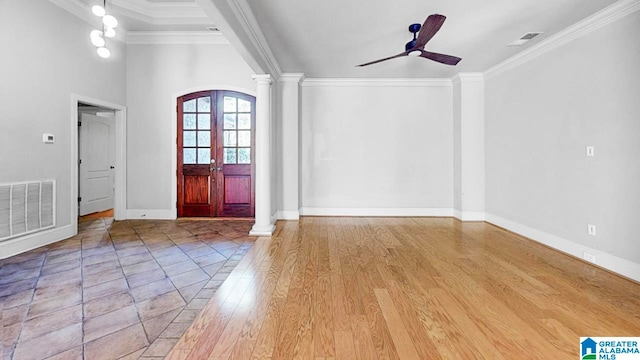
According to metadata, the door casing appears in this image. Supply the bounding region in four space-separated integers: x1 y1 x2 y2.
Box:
71 94 126 231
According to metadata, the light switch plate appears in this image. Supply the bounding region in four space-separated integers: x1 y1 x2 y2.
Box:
586 145 595 157
42 134 55 144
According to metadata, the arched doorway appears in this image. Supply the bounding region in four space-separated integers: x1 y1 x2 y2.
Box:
176 90 256 218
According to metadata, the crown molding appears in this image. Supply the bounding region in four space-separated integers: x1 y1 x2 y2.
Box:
50 0 92 24
224 0 282 78
301 78 452 87
111 0 210 25
485 0 640 79
126 31 229 44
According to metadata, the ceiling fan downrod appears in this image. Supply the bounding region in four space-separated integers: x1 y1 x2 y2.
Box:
405 23 422 51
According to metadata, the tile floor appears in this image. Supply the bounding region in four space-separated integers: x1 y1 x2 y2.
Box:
1 216 256 360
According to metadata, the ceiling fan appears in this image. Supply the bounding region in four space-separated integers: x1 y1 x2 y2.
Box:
357 14 461 67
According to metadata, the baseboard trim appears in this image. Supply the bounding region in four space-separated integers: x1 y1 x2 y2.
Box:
277 210 300 220
485 213 640 282
453 210 486 221
299 207 454 217
126 209 176 220
0 225 75 260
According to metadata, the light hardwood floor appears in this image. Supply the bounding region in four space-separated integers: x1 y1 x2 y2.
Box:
167 217 640 359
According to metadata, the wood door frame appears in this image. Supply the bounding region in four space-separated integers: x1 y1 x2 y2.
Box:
173 87 257 218
71 94 127 232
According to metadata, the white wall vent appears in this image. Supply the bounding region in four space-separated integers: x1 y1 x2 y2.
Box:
0 180 56 242
508 32 543 46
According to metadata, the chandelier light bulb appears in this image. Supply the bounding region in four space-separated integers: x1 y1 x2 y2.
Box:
102 15 118 29
90 30 105 47
92 5 105 17
104 27 116 38
97 47 111 58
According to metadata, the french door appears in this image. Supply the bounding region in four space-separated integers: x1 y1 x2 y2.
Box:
177 90 255 217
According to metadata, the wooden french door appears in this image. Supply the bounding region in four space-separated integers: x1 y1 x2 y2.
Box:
177 90 255 217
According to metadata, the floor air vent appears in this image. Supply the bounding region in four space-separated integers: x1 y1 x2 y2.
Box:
0 180 55 242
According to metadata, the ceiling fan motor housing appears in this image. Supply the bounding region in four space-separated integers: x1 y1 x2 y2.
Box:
405 39 418 51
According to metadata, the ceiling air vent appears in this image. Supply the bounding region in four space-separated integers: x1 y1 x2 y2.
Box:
508 32 543 46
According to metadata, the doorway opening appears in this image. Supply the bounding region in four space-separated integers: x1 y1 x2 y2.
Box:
78 104 115 218
177 90 256 218
71 95 126 234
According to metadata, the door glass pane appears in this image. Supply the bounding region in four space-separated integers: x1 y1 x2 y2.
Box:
237 114 251 129
197 131 210 147
238 148 251 164
224 114 236 129
197 148 210 164
183 99 196 112
238 99 251 112
183 114 196 129
224 97 237 112
198 114 210 129
238 131 251 147
224 148 236 164
197 96 211 112
224 131 237 146
183 148 196 164
183 131 196 147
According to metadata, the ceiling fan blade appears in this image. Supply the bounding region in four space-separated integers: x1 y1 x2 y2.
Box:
357 52 409 67
414 14 446 49
420 51 461 65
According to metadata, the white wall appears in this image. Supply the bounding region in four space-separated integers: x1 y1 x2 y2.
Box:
0 0 126 257
485 10 640 266
300 80 453 215
126 42 255 217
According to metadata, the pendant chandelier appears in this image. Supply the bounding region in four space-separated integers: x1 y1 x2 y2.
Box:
89 0 119 58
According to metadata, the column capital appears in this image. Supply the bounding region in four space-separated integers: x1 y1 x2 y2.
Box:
453 72 484 85
279 73 305 84
252 74 272 85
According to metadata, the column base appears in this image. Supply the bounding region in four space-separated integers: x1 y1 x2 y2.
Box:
249 223 275 236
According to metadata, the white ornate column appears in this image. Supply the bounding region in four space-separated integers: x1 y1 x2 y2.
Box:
250 74 275 235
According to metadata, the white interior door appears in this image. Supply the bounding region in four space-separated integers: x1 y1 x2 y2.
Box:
79 112 115 216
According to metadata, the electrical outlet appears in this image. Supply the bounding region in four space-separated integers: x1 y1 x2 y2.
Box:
583 252 596 263
587 224 597 236
586 146 595 157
